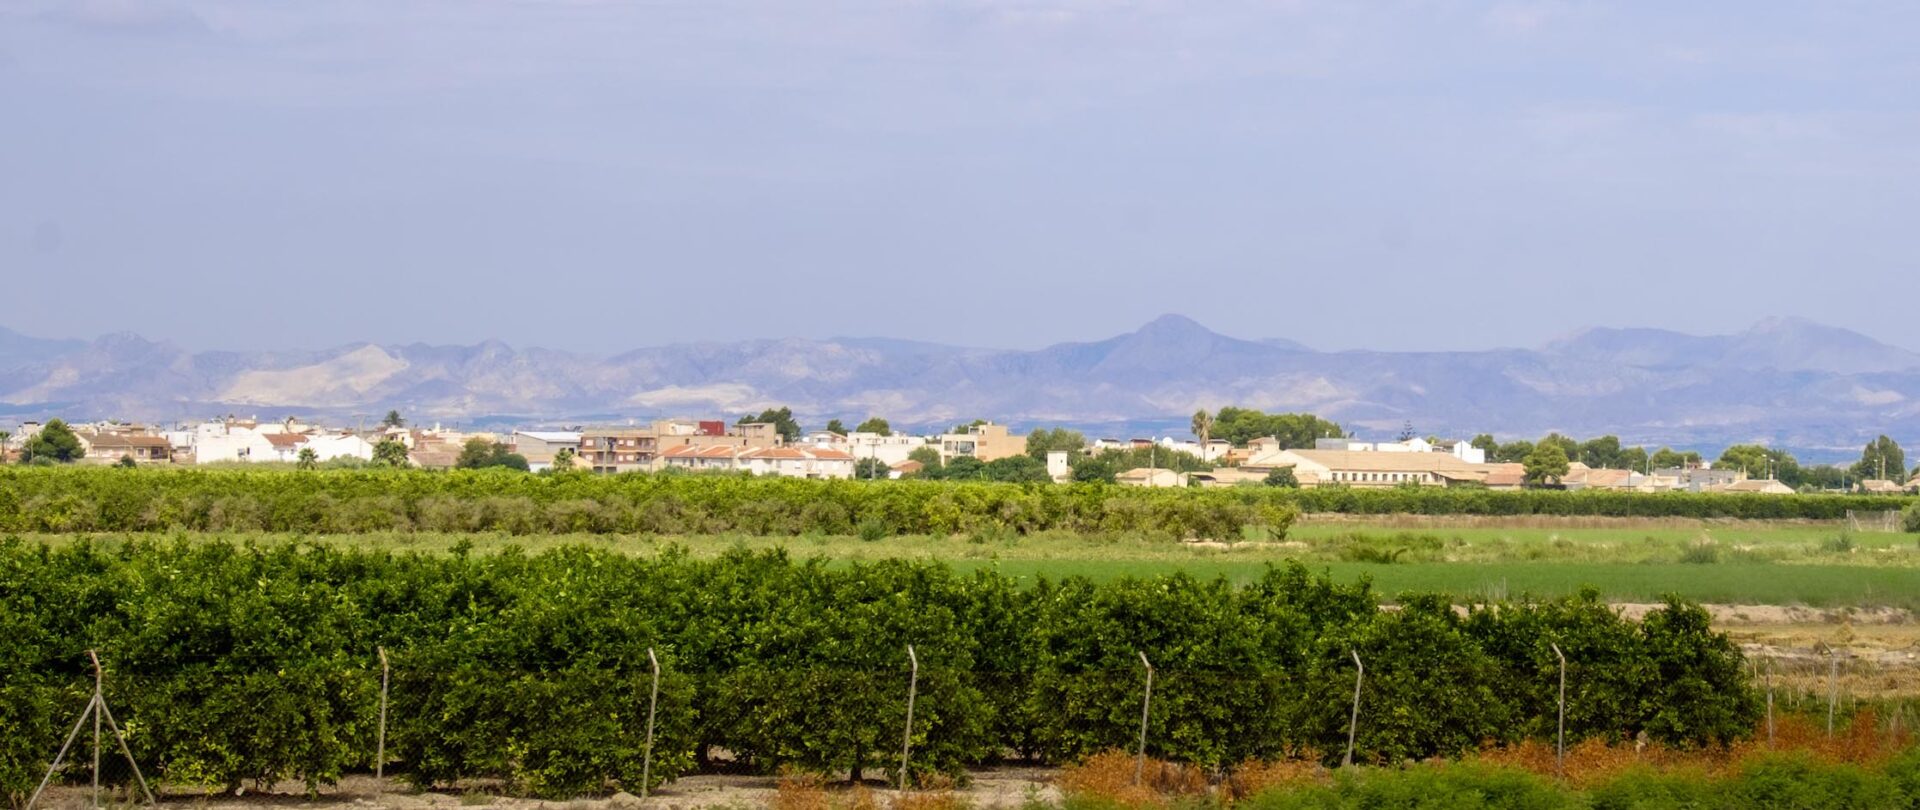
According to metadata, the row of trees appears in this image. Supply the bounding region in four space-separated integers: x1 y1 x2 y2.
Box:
0 467 1298 538
1470 433 1913 490
4 467 1911 538
0 541 1757 799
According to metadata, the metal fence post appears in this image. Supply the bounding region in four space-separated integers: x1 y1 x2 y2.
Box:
1344 650 1364 767
30 651 154 810
899 645 919 792
1135 651 1153 786
1550 642 1566 779
376 647 390 782
93 652 102 809
642 647 661 798
1765 656 1775 747
1829 650 1839 737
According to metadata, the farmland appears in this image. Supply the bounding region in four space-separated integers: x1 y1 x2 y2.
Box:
21 509 1920 607
5 467 1920 806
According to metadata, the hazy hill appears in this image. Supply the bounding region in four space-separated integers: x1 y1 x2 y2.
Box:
3 315 1918 456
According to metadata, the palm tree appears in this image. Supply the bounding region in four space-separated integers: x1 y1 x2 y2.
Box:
296 447 318 470
1191 409 1213 456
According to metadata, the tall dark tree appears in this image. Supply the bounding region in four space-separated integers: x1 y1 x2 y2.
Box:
1025 427 1087 461
1069 456 1117 483
824 419 847 435
372 438 411 468
853 457 891 479
1617 446 1650 473
739 407 802 442
1523 443 1570 486
1717 445 1798 483
22 419 84 463
1208 407 1343 448
1538 433 1580 459
906 446 942 475
1649 447 1701 469
1578 435 1624 468
1494 440 1534 464
1852 435 1906 482
381 410 406 429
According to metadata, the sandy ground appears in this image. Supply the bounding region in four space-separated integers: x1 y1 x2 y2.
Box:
1295 514 1854 531
30 769 1062 810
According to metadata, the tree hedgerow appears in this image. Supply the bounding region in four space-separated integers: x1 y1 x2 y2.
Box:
0 539 1761 799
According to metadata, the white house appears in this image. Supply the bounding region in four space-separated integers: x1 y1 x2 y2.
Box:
658 444 855 479
1046 451 1071 483
512 431 582 471
262 432 310 462
188 421 281 463
841 432 929 466
305 432 377 463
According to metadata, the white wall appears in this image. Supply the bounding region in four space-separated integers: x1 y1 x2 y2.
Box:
845 432 927 466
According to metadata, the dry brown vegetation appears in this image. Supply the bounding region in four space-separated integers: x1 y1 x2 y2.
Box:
1057 711 1916 807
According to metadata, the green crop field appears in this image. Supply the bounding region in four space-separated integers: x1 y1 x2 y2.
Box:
26 512 1920 607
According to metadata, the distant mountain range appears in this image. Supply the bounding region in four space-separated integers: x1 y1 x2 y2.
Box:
4 315 1918 459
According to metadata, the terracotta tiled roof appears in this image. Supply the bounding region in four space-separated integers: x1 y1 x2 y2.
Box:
85 434 172 449
1272 449 1484 473
1482 464 1527 487
263 433 309 448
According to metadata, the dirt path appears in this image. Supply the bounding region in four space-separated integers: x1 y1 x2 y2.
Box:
31 769 1062 810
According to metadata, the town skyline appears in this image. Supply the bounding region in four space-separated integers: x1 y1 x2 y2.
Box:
6 312 1920 461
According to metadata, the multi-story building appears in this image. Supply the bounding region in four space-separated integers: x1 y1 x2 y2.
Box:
836 432 930 466
937 422 1024 462
657 444 854 479
512 431 583 471
579 427 658 473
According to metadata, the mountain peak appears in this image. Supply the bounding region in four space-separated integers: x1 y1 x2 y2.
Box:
1132 313 1216 338
1743 315 1827 336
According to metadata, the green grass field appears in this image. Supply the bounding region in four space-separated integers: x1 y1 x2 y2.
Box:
22 514 1920 607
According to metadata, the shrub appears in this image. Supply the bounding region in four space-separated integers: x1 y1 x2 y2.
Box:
0 541 1761 800
1240 762 1576 810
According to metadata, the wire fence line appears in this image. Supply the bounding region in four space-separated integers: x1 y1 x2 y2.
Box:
18 642 1901 804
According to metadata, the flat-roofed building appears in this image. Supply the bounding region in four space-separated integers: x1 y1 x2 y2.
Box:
1245 449 1489 488
658 444 854 479
513 430 582 471
937 422 1023 462
580 427 658 473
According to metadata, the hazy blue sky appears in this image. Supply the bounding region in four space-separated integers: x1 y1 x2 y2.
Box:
5 1 1918 353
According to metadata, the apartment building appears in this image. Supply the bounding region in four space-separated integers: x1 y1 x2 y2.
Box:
937 422 1024 462
579 427 658 473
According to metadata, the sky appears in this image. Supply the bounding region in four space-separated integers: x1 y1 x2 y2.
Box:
4 0 1919 354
